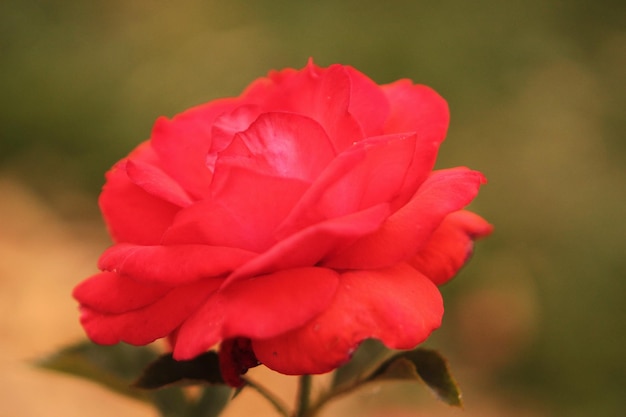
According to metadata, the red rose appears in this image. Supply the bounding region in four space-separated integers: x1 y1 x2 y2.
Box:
73 60 492 386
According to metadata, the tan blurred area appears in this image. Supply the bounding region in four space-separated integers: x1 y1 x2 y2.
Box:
0 176 546 417
0 177 149 417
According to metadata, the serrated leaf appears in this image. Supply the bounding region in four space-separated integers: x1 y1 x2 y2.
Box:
36 341 159 402
332 339 388 389
368 348 462 407
135 351 225 389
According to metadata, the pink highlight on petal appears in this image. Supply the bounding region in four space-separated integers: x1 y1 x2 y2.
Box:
242 63 364 152
220 112 336 182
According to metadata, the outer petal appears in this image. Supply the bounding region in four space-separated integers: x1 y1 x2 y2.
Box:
252 263 443 375
73 271 171 314
382 81 449 139
98 244 257 285
410 210 493 286
343 65 390 137
324 167 487 269
173 267 340 360
99 158 180 245
382 81 450 207
150 98 239 199
77 278 221 346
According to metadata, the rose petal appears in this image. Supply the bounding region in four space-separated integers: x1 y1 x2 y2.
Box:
98 243 257 284
207 105 263 171
276 133 418 237
99 158 180 245
252 263 443 375
126 159 194 207
162 168 310 252
410 210 493 286
382 81 450 207
151 99 239 199
324 167 487 269
217 112 336 182
224 203 391 285
344 65 390 137
77 278 221 346
383 81 449 139
172 267 340 360
73 271 171 314
242 61 364 152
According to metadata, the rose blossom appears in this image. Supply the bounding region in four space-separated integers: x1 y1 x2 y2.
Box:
73 60 492 386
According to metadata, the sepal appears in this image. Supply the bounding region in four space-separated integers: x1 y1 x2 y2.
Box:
134 351 225 389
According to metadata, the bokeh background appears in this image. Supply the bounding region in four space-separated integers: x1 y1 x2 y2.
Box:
1 1 624 416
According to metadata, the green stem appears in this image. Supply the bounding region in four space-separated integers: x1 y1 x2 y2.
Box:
303 379 365 417
243 376 291 417
294 374 313 417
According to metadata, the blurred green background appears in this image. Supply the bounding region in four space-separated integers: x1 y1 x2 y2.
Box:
1 0 624 416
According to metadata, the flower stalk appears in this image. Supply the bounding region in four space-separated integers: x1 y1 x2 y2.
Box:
243 377 291 417
294 374 313 417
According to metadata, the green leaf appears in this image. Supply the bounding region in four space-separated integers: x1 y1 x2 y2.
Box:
368 348 463 407
331 339 388 389
37 341 190 416
372 357 420 380
36 341 160 402
135 351 225 389
149 387 188 417
134 351 234 417
184 386 232 417
231 385 246 400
